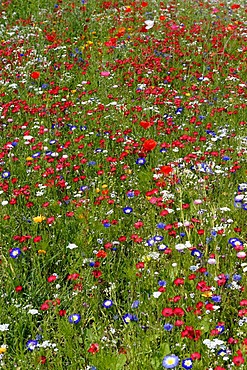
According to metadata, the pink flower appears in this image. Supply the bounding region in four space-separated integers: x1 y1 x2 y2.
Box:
100 71 110 77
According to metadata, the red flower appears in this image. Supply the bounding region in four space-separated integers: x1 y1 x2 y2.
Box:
67 273 80 280
240 299 247 306
191 352 201 360
88 343 99 354
47 275 57 283
140 121 152 129
59 309 66 316
160 166 173 175
15 285 23 292
231 4 240 9
40 302 50 311
96 250 107 258
38 356 47 364
92 270 102 278
232 355 244 366
143 139 157 152
161 308 173 317
174 278 184 286
30 71 40 79
173 307 185 316
33 236 42 243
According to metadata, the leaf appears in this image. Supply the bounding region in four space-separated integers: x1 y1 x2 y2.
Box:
115 354 127 370
160 342 170 356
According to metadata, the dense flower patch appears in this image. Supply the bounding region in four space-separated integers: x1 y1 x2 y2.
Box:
0 0 247 369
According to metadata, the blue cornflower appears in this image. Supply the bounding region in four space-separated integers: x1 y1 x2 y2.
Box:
158 280 167 287
157 223 166 229
94 148 103 153
103 223 111 228
131 300 140 309
211 295 221 303
68 314 81 324
123 207 133 214
164 323 173 331
162 354 180 368
127 191 135 198
88 161 96 166
136 158 146 165
80 186 89 191
9 248 21 259
102 300 113 308
32 152 41 158
49 140 57 145
191 249 203 259
233 274 242 282
242 203 247 210
182 358 193 369
2 171 10 179
26 340 38 351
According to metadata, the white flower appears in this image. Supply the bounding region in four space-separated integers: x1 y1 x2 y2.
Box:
153 292 162 298
147 252 160 260
0 324 9 332
66 243 78 250
28 309 39 315
144 20 154 29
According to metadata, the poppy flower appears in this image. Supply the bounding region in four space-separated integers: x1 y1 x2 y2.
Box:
88 343 99 354
30 71 40 79
143 139 157 152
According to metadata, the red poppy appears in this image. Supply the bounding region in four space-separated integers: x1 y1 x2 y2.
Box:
161 308 173 317
88 343 99 354
143 139 157 152
160 166 173 175
140 121 152 129
15 285 23 292
30 71 40 79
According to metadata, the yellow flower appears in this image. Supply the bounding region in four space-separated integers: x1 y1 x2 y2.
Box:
143 256 151 263
38 249 46 255
201 291 212 298
0 346 7 354
33 215 46 223
26 157 33 161
102 184 108 189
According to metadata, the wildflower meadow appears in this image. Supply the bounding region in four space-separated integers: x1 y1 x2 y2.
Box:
0 0 247 369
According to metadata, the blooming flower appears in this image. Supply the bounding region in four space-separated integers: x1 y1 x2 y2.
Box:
182 358 193 369
68 314 81 324
1 171 10 179
9 248 21 259
102 300 113 308
33 215 46 223
26 340 38 351
123 207 133 214
162 354 180 368
66 243 78 250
